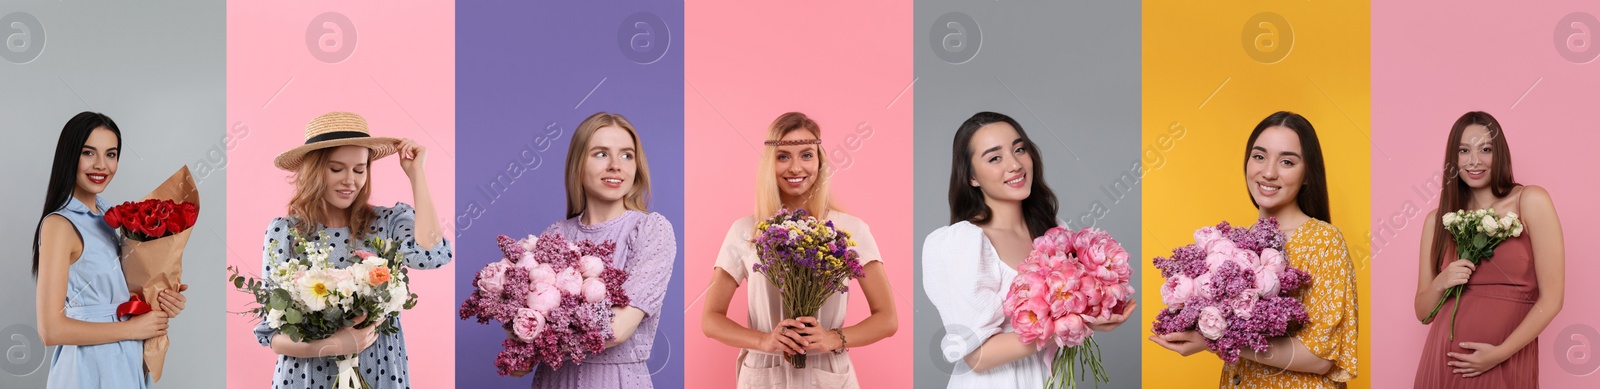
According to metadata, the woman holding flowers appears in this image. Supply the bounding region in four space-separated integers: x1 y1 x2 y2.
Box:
1149 111 1358 388
253 112 451 389
922 112 1136 388
504 112 677 388
1412 111 1563 388
700 111 898 388
33 112 188 388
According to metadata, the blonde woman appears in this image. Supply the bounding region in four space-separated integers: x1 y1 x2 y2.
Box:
252 112 452 389
700 112 899 388
506 112 677 388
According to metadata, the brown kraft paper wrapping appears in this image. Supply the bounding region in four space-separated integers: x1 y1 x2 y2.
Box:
119 166 199 382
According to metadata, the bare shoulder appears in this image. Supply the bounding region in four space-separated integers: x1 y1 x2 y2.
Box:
39 214 79 242
1518 185 1554 208
38 214 83 259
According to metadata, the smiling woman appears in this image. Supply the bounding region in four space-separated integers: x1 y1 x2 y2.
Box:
1411 111 1564 388
251 111 453 389
700 112 900 388
502 112 678 389
1148 111 1360 389
31 112 168 389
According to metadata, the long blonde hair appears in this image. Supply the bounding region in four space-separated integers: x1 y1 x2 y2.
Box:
565 112 653 219
755 112 832 220
287 148 376 240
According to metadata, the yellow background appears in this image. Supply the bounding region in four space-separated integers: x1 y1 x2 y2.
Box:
1141 1 1371 387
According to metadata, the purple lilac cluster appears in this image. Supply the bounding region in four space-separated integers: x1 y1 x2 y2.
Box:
1152 217 1313 363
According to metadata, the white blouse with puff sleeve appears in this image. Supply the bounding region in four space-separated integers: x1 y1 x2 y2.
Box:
921 221 1049 388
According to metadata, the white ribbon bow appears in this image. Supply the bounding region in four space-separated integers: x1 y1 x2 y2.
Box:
336 355 363 389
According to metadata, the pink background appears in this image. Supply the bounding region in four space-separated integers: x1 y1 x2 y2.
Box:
224 1 456 388
682 0 915 387
1372 1 1600 386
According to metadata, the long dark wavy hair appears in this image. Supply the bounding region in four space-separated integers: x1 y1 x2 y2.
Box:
33 112 122 277
948 112 1058 238
1243 111 1331 224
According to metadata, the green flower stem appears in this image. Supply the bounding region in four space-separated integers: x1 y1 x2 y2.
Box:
1047 336 1110 389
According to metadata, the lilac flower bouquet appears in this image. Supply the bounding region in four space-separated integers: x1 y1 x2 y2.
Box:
458 232 629 375
751 208 866 368
1152 217 1313 363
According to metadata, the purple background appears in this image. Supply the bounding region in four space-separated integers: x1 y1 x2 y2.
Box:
455 1 684 387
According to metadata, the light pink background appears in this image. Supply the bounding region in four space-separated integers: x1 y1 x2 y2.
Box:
682 0 914 387
224 2 456 388
1372 1 1600 386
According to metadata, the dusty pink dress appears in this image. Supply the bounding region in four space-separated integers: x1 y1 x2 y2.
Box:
1415 204 1541 388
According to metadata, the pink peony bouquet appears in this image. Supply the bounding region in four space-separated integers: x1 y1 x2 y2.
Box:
458 232 629 375
1001 227 1134 389
1151 217 1312 363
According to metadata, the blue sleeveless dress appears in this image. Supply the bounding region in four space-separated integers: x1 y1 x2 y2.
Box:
46 196 149 389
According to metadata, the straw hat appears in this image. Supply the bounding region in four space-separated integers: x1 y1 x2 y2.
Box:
273 112 399 171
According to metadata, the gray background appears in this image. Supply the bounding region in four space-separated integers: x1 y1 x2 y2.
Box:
0 1 225 387
914 1 1143 388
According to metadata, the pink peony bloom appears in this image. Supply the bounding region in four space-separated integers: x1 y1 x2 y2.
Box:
1204 251 1234 273
1052 313 1091 348
353 250 375 260
1194 226 1223 248
1006 272 1048 314
581 277 608 304
1011 297 1054 346
476 262 509 294
1194 273 1216 300
1045 270 1087 318
1161 275 1195 308
555 268 583 295
1034 227 1075 255
1260 248 1287 275
519 235 537 252
529 263 556 286
1205 238 1239 257
1230 290 1259 319
1254 268 1281 298
511 308 546 342
1198 306 1227 340
526 283 561 313
578 255 605 278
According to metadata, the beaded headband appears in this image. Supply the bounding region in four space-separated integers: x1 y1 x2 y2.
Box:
763 139 822 146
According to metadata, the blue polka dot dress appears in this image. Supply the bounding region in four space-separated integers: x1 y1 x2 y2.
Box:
252 203 452 389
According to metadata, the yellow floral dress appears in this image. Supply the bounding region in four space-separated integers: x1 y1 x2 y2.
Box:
1219 219 1359 388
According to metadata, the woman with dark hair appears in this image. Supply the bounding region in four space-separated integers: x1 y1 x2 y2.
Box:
33 112 187 388
1150 111 1358 388
253 112 451 388
1412 111 1562 388
922 111 1135 387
